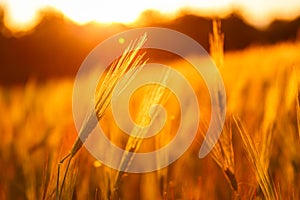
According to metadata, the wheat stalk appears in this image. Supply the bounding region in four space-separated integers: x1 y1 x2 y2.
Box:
296 68 300 139
112 69 171 197
297 91 300 139
207 18 238 195
199 118 238 197
56 33 148 200
234 116 278 200
155 121 171 197
209 18 224 69
210 121 237 190
70 33 148 157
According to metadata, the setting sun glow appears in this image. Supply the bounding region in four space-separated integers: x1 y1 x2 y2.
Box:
1 0 300 32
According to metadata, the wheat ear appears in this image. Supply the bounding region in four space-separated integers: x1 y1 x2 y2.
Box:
112 69 171 196
234 115 278 200
56 33 148 200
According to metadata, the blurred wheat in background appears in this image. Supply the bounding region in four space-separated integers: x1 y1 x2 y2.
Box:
0 19 299 200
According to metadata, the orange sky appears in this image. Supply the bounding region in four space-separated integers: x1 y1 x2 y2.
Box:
1 0 300 32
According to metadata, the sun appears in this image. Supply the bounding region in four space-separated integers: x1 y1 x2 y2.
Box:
2 0 148 32
2 0 45 32
49 0 144 24
1 0 300 32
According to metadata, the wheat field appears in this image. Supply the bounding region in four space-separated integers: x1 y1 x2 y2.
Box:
0 36 299 199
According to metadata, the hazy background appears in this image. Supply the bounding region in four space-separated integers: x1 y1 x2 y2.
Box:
0 1 300 85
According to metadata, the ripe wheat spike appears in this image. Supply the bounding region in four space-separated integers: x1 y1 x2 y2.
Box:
112 69 171 197
56 33 148 200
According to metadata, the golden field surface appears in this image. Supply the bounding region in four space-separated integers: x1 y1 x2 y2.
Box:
0 41 299 200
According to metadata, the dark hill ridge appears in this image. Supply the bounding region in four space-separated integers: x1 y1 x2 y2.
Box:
0 10 299 85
